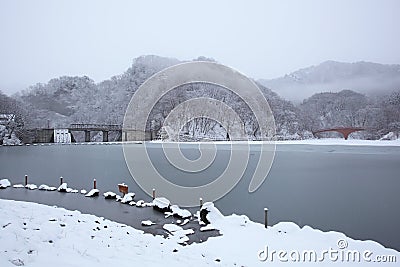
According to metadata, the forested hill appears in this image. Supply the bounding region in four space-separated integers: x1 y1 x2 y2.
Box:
1 56 399 142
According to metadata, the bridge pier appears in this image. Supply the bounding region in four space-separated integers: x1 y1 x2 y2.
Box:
85 130 91 142
102 131 109 142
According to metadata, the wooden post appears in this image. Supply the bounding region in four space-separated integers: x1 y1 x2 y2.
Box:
200 197 203 208
24 175 28 186
152 188 156 199
93 179 97 189
264 208 268 228
60 176 63 185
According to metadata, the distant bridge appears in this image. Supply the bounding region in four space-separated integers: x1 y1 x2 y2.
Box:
312 127 365 140
69 123 122 131
68 123 122 142
26 124 157 143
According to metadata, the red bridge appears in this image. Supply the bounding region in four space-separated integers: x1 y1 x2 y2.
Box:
313 127 365 140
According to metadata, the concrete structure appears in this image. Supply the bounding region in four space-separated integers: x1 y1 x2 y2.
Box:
69 124 121 142
54 129 71 143
26 124 156 143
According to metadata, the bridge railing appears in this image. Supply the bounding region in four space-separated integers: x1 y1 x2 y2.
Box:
69 123 122 131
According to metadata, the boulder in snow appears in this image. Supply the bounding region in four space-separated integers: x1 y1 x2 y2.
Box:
38 184 56 191
103 191 117 199
200 224 216 232
85 189 99 197
380 131 398 140
141 220 156 226
163 223 183 233
25 184 38 190
135 200 145 207
120 192 135 203
200 202 223 225
170 205 191 219
0 178 11 189
38 184 49 191
152 197 171 212
58 183 68 192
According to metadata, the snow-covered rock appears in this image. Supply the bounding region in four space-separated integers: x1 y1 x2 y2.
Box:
65 187 73 193
135 200 145 207
163 224 195 245
38 184 49 190
180 219 189 226
163 223 183 233
85 189 99 197
57 183 68 192
119 192 135 203
199 202 223 225
103 191 117 199
380 132 398 140
141 220 155 226
152 197 171 212
200 224 216 232
25 184 37 190
38 184 57 191
0 178 11 189
170 205 191 219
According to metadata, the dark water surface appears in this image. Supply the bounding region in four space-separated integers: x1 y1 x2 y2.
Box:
0 143 399 250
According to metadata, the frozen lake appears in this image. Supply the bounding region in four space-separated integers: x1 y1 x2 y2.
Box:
0 142 399 251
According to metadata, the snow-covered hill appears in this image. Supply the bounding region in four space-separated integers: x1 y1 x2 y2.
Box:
259 61 400 103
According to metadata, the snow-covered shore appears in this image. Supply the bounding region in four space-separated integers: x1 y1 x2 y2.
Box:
275 138 400 146
2 138 400 147
0 199 398 266
149 138 400 146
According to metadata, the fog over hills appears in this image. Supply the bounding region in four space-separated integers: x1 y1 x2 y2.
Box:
1 55 399 143
258 61 400 103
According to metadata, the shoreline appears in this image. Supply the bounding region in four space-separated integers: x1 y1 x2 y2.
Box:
1 198 399 266
1 138 400 147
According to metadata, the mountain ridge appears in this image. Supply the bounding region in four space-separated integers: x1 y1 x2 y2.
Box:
258 60 400 103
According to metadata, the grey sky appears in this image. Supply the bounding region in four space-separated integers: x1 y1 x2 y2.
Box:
0 0 399 95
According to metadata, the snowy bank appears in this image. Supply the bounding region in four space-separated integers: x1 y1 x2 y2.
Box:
276 138 400 146
0 199 398 266
150 138 400 146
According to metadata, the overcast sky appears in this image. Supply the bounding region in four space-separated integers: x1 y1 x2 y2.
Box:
0 0 399 95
